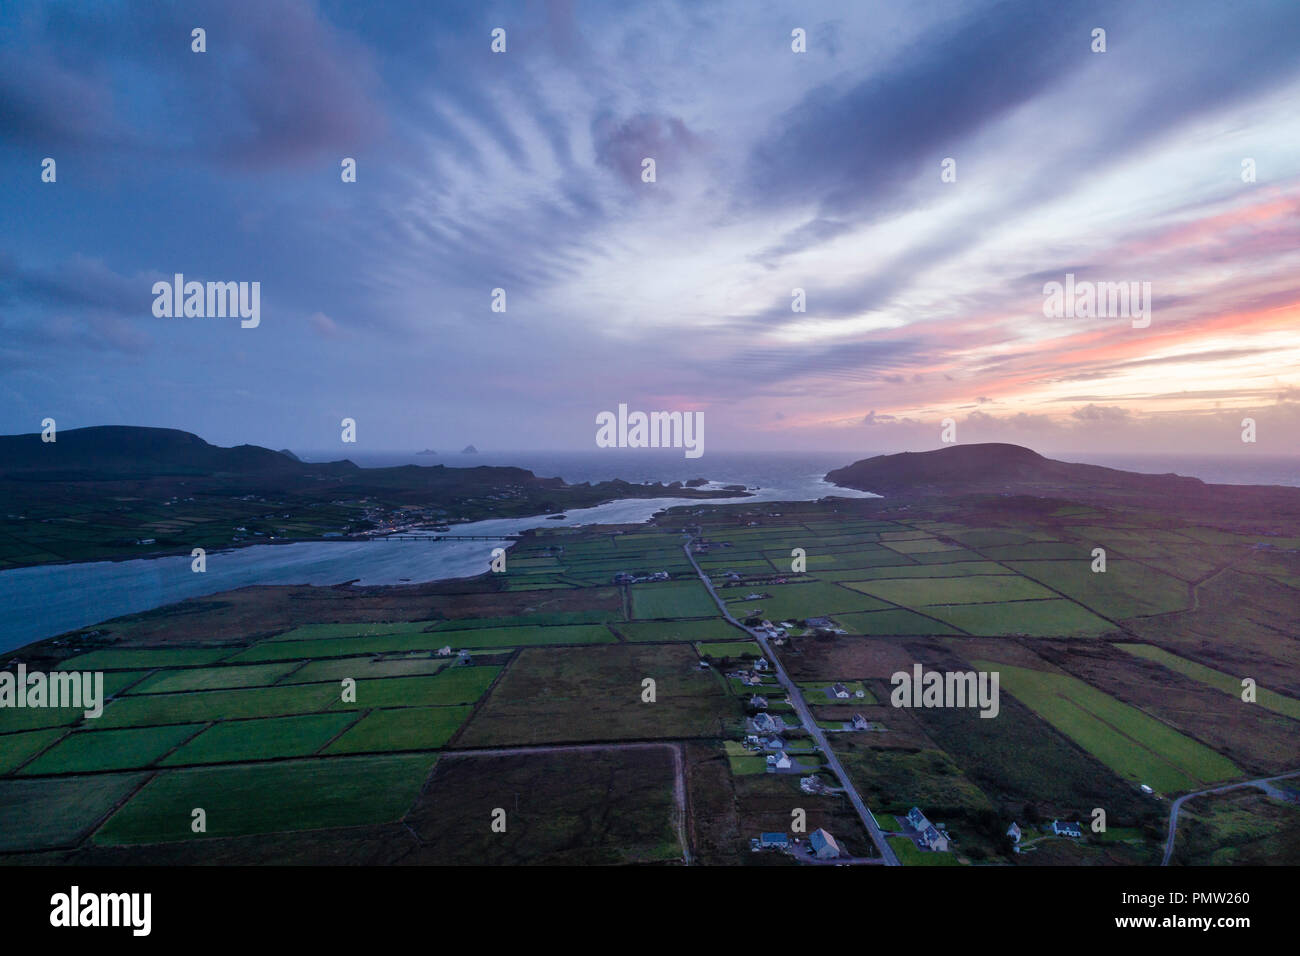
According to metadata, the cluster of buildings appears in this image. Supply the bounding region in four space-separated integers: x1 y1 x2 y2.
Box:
728 658 772 686
905 806 950 853
611 570 670 584
750 827 843 860
435 647 473 665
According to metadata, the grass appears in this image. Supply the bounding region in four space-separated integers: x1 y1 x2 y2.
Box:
0 773 151 851
617 619 741 642
267 621 439 641
19 723 204 774
833 609 959 635
330 667 500 710
403 748 682 864
724 581 890 620
278 656 447 684
128 662 300 694
92 753 437 845
842 574 1056 606
230 624 615 662
975 661 1241 792
97 683 339 729
926 599 1112 636
630 580 721 618
696 641 761 659
161 712 360 765
455 643 739 747
324 706 472 753
1115 644 1300 721
888 835 961 866
0 728 67 774
60 647 234 670
1007 559 1190 618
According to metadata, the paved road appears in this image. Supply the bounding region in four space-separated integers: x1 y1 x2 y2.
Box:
1162 768 1300 865
684 539 901 866
445 741 692 865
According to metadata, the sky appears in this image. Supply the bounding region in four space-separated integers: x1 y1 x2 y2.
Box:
2 0 1298 459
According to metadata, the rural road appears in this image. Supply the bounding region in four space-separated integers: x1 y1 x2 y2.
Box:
1161 768 1300 865
445 741 692 865
684 538 901 866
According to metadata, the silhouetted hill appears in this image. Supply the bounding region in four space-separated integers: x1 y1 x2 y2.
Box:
827 443 1209 496
0 426 343 480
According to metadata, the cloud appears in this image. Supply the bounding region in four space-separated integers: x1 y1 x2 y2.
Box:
592 112 704 188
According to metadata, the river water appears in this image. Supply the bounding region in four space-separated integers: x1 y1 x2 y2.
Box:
1 455 873 652
8 447 1295 653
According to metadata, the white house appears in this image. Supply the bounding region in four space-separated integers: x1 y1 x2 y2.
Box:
809 828 842 860
1051 819 1083 838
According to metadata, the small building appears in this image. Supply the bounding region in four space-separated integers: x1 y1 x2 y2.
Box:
749 695 769 710
754 659 770 672
851 713 870 730
806 617 833 629
1140 784 1154 795
1051 819 1083 838
907 806 949 851
1006 822 1021 845
770 751 792 770
809 828 842 860
436 646 452 657
758 832 789 850
752 713 779 734
830 683 850 699
921 825 949 852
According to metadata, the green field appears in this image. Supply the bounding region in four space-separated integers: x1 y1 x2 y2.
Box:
161 712 360 765
279 656 448 684
98 683 339 728
833 608 959 635
975 661 1241 792
330 668 500 710
0 728 68 774
324 706 471 753
1115 644 1300 720
92 754 437 844
926 599 1112 636
725 581 889 620
0 773 150 851
696 641 762 659
888 835 962 866
228 624 615 662
616 619 740 642
129 662 300 694
630 581 720 618
20 723 204 774
1006 560 1190 618
60 647 234 670
843 574 1056 606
